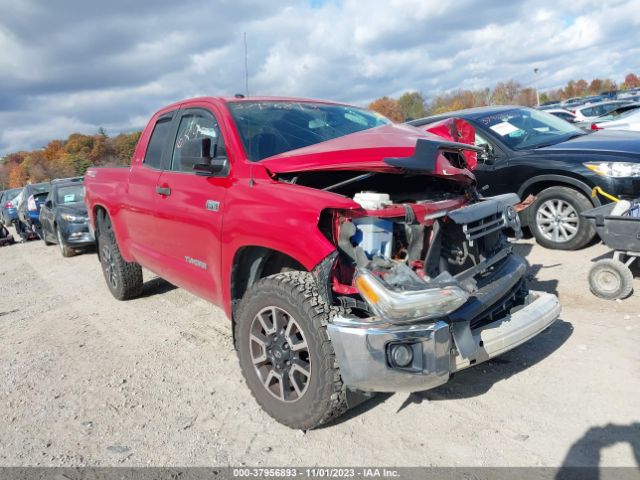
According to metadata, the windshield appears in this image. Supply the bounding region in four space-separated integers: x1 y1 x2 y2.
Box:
228 101 390 161
476 108 584 150
56 185 84 204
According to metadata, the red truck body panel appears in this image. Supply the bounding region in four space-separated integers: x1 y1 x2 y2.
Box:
84 97 470 319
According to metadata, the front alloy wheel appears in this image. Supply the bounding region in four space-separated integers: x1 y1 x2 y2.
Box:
235 271 347 430
529 186 595 250
536 199 579 244
250 306 311 403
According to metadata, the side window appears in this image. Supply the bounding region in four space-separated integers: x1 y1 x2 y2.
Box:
171 111 226 173
475 132 489 147
144 117 173 169
581 107 594 117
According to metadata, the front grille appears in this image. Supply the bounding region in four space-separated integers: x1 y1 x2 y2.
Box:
462 212 507 244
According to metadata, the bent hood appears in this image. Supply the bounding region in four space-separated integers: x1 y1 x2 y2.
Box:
261 123 471 175
539 130 640 158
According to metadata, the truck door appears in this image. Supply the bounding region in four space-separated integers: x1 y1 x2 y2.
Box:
151 107 229 304
120 110 176 273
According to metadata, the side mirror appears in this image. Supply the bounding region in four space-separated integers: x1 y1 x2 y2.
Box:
44 200 53 209
478 143 495 164
180 137 228 176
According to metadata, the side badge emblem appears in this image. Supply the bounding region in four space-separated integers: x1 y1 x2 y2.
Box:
206 200 220 212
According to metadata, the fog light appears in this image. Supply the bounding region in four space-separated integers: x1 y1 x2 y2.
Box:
390 344 413 368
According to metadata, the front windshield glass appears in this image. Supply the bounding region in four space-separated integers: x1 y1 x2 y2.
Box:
228 101 390 161
56 185 84 204
476 108 584 150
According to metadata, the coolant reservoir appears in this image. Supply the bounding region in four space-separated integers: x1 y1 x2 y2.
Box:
353 192 391 210
352 218 393 259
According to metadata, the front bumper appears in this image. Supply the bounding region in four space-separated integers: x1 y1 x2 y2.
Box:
327 291 560 393
61 222 95 247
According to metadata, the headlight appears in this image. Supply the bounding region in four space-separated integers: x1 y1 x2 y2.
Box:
354 269 469 323
584 162 640 178
60 213 87 223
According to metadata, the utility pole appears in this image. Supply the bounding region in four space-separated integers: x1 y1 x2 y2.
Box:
534 68 540 106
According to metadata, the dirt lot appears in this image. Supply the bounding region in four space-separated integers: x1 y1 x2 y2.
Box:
0 226 638 468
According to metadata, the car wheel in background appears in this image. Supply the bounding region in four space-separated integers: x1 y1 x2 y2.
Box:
235 271 347 430
97 212 143 300
56 226 75 257
529 186 595 250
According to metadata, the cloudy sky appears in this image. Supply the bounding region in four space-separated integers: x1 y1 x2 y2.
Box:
1 0 639 154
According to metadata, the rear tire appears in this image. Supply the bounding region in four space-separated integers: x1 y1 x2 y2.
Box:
528 186 595 250
97 213 143 300
589 259 634 300
234 271 347 430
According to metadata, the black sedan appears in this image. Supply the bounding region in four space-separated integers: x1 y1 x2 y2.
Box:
410 106 640 250
39 179 95 257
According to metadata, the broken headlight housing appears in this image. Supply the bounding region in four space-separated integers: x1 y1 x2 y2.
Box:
354 269 469 323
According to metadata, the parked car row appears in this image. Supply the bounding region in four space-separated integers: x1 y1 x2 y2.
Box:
544 100 640 132
0 177 95 256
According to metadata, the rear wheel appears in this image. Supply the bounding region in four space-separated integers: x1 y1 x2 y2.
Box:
529 186 595 250
589 259 634 300
97 213 143 300
235 271 347 430
56 226 75 257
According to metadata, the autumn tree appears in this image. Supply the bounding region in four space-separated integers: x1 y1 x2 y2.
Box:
622 73 640 90
368 96 404 122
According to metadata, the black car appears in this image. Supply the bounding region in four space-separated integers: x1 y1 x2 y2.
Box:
410 106 640 250
39 178 95 256
15 182 50 241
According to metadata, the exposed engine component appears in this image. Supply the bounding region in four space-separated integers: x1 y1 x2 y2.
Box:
353 192 392 210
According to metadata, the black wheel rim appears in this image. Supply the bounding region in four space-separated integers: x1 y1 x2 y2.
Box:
101 244 118 289
249 306 311 403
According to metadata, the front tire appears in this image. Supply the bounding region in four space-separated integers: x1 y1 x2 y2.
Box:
589 259 634 300
97 213 143 300
235 271 347 430
56 226 75 257
529 186 595 250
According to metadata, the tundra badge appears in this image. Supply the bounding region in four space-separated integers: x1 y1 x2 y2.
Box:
185 256 208 270
206 200 220 212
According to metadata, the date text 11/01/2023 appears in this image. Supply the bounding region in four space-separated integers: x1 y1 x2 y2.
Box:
232 468 400 478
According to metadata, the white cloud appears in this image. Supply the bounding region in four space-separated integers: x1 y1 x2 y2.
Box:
1 0 639 154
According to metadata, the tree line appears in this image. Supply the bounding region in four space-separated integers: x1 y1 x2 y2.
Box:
368 72 640 122
0 130 141 189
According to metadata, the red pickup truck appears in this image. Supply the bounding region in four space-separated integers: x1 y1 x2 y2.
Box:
84 96 561 429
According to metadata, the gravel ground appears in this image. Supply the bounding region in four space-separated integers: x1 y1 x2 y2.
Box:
0 226 638 467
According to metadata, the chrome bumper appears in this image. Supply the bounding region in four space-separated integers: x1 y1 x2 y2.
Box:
327 291 561 393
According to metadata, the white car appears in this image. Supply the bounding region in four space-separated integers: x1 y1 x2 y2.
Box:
545 108 577 123
592 108 640 132
573 100 633 122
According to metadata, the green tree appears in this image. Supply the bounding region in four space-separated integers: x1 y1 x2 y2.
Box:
397 91 426 121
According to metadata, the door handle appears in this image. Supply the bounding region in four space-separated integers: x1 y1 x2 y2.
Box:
156 186 171 196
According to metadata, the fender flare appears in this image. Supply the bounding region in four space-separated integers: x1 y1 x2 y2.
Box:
517 175 601 207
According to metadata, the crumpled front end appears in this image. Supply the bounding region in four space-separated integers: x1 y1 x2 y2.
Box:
321 192 561 393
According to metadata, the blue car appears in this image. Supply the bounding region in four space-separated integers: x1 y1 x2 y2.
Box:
15 182 50 241
0 188 22 226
